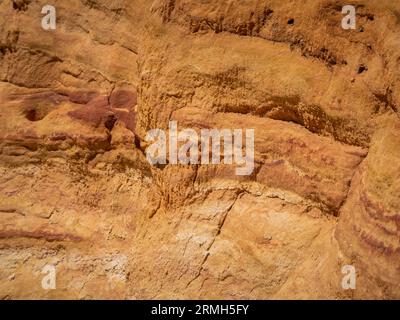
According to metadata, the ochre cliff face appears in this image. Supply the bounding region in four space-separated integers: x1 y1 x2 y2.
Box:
0 0 399 299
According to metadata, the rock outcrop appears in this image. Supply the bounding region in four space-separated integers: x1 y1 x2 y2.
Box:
0 0 399 299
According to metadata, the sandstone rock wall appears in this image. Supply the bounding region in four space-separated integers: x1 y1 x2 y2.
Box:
0 0 399 299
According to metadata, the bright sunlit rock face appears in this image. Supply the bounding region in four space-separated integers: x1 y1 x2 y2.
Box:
0 0 399 299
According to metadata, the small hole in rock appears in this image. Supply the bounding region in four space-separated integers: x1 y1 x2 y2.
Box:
104 114 117 131
358 65 368 74
25 109 37 121
287 18 295 25
24 109 45 122
134 135 141 149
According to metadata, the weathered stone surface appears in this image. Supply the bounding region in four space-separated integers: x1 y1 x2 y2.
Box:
336 117 400 299
0 0 399 299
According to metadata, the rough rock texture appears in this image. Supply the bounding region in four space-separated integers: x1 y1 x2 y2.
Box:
0 0 399 299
